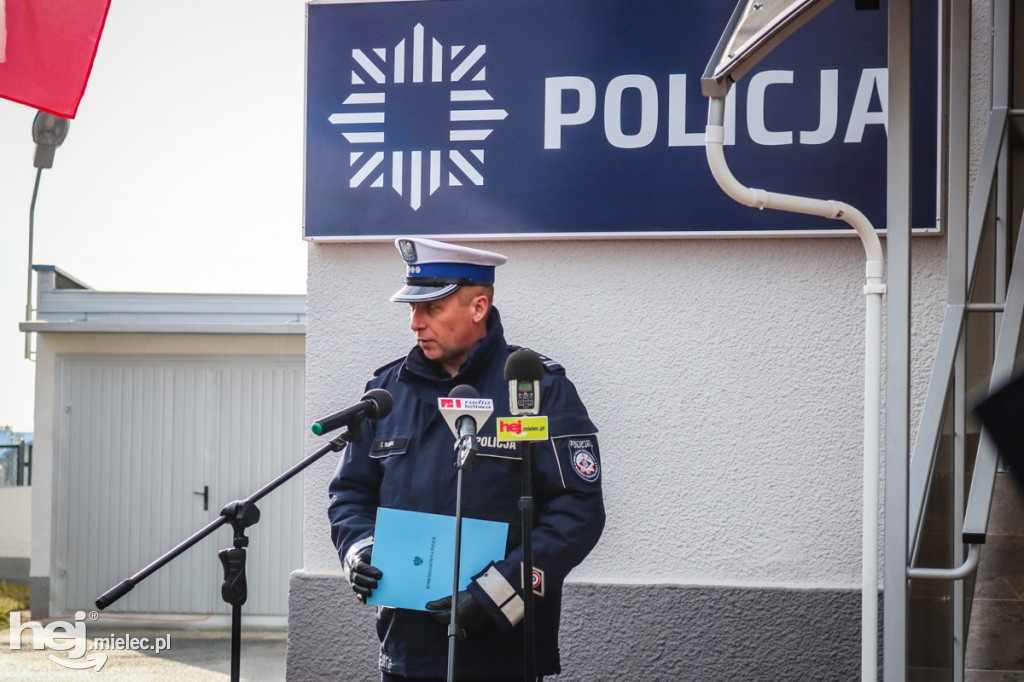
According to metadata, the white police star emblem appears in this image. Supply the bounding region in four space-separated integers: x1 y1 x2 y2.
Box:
328 23 508 211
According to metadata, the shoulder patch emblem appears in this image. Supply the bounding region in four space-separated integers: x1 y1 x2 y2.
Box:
569 439 600 483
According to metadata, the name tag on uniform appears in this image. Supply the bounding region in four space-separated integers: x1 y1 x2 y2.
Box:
372 438 408 452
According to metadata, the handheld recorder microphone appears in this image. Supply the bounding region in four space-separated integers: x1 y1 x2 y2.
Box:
504 349 544 416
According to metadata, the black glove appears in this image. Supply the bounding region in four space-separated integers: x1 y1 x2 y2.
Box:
344 546 383 604
425 590 492 632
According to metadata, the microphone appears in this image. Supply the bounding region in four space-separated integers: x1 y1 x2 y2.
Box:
436 382 491 436
311 388 393 435
438 385 494 470
502 349 546 682
438 385 494 438
505 349 544 416
450 385 481 439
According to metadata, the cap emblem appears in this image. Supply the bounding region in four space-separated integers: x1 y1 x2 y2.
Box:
398 239 418 263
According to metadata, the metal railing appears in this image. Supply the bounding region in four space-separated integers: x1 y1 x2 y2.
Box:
0 441 32 487
907 106 1012 560
902 66 1021 682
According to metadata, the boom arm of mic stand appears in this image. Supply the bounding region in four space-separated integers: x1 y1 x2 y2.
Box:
96 423 362 611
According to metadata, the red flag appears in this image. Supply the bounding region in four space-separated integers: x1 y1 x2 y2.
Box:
0 0 111 118
1 1 8 64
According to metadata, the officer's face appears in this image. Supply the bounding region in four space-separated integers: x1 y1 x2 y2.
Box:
409 291 489 376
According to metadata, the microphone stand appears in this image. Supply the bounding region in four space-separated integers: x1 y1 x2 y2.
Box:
520 440 536 682
95 420 367 682
503 348 545 682
447 433 479 682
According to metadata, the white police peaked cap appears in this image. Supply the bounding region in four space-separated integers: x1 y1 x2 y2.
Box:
390 238 507 303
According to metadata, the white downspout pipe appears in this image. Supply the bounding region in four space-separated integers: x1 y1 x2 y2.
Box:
705 96 884 682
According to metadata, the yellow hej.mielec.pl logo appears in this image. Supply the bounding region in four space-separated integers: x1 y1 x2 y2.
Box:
496 417 549 442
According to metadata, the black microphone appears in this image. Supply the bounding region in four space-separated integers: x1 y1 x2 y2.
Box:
505 349 544 416
503 350 546 682
311 388 393 435
449 384 480 439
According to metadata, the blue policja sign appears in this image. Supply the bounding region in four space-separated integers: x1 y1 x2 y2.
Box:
305 0 936 240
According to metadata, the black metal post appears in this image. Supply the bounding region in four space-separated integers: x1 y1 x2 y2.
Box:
520 440 535 682
17 440 28 486
447 466 466 682
218 500 259 682
447 434 479 682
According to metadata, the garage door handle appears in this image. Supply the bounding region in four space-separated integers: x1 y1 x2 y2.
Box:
193 486 209 511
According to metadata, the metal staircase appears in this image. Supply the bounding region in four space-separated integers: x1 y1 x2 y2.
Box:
964 472 1024 679
899 2 1024 679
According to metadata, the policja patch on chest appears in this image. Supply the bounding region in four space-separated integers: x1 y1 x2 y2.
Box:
569 438 600 483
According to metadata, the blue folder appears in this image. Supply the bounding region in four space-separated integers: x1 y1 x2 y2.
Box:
366 507 509 611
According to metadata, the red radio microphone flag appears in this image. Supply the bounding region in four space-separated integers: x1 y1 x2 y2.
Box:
0 0 112 118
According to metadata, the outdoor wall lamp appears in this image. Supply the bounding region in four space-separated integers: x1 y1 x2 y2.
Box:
32 110 71 169
26 110 71 359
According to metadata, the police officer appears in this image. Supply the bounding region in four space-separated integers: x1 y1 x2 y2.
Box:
328 238 605 682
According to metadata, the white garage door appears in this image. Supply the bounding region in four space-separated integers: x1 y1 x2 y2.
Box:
53 355 305 616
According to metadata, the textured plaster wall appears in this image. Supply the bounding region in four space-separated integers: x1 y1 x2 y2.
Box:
304 236 947 589
294 3 979 678
969 0 992 190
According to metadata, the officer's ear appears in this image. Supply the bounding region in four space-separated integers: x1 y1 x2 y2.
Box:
470 293 490 324
458 284 490 323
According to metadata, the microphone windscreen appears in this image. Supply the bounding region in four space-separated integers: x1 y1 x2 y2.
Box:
504 349 544 381
362 388 394 419
449 384 479 399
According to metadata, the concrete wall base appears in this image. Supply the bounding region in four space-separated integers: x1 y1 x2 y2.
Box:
287 570 864 681
0 557 29 584
29 577 49 619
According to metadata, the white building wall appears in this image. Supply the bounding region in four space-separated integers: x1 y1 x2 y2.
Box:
304 236 948 589
0 487 32 557
293 5 970 677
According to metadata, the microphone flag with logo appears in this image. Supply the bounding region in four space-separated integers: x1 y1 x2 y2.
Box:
438 385 494 439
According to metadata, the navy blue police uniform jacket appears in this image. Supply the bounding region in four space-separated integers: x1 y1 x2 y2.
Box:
328 307 605 679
